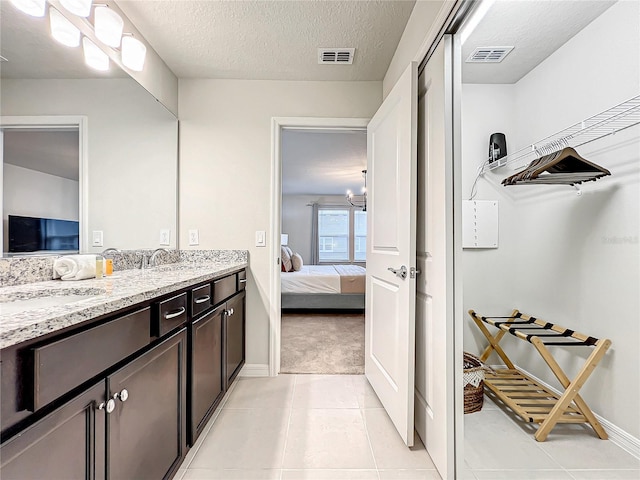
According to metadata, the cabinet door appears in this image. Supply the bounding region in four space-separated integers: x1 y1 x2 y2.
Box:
225 291 245 387
108 329 187 480
190 304 225 444
0 381 106 480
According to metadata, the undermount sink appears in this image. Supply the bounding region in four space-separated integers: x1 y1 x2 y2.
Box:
0 287 107 315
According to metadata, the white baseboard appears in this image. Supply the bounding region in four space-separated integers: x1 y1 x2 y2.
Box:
487 364 640 460
239 363 270 377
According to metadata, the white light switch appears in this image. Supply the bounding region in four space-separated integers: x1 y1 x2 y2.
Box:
188 229 199 246
255 230 266 247
159 229 171 246
92 230 104 247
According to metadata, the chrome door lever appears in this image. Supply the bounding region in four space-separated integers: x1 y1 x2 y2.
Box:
387 265 408 280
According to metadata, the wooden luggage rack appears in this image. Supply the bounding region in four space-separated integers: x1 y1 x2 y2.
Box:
468 309 611 442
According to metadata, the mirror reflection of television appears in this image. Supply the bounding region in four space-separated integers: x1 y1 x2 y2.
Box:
8 215 79 253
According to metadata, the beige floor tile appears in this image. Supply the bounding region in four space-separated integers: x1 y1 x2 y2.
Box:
362 409 436 470
378 470 442 479
183 469 282 479
283 408 376 469
352 375 383 409
225 375 296 409
282 470 379 479
292 374 361 409
189 408 290 469
567 470 640 479
472 470 573 479
174 468 187 480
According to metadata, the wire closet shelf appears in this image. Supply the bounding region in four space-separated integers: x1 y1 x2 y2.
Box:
482 94 640 174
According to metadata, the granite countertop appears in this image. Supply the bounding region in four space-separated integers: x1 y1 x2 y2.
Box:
0 259 247 350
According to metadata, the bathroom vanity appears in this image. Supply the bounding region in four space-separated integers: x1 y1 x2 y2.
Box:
0 257 247 480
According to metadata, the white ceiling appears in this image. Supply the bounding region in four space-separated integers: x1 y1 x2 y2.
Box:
282 129 367 195
116 0 418 80
3 130 80 181
0 0 126 79
462 0 616 84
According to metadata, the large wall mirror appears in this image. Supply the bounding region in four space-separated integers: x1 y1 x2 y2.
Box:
0 1 178 256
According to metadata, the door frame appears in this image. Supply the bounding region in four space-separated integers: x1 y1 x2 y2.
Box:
0 115 89 252
269 116 370 376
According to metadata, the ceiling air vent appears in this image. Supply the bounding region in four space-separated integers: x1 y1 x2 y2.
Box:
318 48 355 65
466 46 514 63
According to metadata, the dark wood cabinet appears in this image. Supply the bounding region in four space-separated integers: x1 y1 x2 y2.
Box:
0 381 105 480
108 329 187 480
189 304 225 444
225 291 246 387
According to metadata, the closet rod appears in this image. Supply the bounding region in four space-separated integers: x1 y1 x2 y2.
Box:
481 94 640 175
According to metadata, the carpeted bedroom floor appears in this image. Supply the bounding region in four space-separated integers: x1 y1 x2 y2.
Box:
280 312 365 374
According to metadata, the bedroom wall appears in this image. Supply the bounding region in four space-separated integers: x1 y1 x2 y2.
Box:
178 79 382 368
462 0 640 438
281 194 347 263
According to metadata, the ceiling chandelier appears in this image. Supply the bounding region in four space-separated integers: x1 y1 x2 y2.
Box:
10 0 146 72
346 169 367 212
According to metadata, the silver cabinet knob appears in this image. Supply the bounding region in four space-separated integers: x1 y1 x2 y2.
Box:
114 389 129 402
98 398 116 414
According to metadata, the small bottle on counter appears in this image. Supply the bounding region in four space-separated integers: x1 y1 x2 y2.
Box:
95 256 104 278
105 258 113 276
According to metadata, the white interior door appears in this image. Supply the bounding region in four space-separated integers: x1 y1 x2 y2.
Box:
365 62 418 447
415 37 455 478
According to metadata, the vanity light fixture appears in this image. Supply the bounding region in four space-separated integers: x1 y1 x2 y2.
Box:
346 169 367 212
121 35 146 71
50 7 81 47
60 0 93 17
82 36 109 71
94 5 123 47
9 0 46 17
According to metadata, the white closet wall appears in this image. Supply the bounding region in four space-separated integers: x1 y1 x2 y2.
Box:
462 0 640 439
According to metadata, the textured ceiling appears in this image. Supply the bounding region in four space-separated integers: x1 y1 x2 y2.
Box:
462 0 615 84
0 1 127 79
116 0 417 80
3 130 80 181
282 129 367 196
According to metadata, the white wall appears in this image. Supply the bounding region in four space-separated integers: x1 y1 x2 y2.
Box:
281 194 346 262
462 1 640 437
179 79 382 366
383 0 452 98
1 78 178 252
3 164 79 249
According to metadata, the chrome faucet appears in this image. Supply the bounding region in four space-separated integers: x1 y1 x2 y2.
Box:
149 248 169 268
102 247 121 255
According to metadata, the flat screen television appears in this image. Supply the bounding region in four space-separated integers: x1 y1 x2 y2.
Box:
8 215 79 253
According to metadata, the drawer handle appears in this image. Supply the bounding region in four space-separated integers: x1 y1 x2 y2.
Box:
98 398 116 414
194 295 210 304
114 389 129 403
239 279 247 284
164 307 186 320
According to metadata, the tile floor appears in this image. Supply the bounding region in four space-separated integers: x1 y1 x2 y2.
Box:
177 375 639 480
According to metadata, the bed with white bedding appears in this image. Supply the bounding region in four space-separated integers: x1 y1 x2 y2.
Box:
281 264 365 309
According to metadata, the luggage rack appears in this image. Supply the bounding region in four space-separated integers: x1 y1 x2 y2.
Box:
468 308 611 442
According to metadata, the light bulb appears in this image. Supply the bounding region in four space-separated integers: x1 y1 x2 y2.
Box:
82 37 109 71
60 0 92 17
94 6 123 47
10 0 46 17
50 8 81 47
121 36 146 71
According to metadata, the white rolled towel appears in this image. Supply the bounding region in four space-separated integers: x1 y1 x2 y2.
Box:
53 255 97 281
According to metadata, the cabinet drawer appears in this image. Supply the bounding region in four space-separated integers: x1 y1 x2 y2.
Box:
28 308 150 411
213 274 236 306
155 293 187 337
191 284 212 318
237 270 247 291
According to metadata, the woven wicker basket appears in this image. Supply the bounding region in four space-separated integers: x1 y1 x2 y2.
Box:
463 352 487 414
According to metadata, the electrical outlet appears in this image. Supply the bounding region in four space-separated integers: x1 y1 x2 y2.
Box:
188 229 199 246
255 230 266 247
159 229 171 246
92 230 103 247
